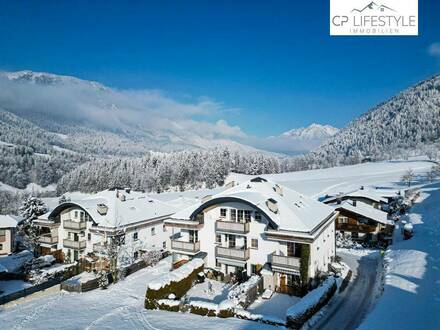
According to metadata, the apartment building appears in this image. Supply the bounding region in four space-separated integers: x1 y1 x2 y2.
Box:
165 177 338 294
35 188 178 263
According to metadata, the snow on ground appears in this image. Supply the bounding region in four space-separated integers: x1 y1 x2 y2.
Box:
186 279 232 304
358 183 440 329
0 257 276 330
0 280 32 296
0 251 33 273
248 292 300 321
227 158 433 198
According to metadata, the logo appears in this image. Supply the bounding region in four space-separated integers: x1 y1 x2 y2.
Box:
330 0 418 36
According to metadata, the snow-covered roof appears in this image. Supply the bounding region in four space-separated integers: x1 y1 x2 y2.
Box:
323 188 388 204
334 201 392 225
164 197 200 210
171 178 336 233
0 215 22 228
48 189 179 228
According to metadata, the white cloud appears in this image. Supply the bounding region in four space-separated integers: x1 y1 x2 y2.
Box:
0 72 243 141
428 42 440 58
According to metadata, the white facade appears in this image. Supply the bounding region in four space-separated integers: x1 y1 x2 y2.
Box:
166 178 337 294
35 189 174 263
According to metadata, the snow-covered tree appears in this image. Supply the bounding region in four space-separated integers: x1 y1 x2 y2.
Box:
18 196 47 253
401 169 415 187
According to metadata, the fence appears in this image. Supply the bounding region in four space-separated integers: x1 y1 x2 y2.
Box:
0 276 63 305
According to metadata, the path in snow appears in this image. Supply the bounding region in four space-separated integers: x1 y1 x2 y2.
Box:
309 251 381 330
358 183 440 329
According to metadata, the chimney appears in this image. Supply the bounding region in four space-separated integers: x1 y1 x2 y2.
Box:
352 200 357 207
336 199 341 205
360 186 364 190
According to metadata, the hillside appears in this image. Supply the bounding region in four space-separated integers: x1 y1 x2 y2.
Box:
309 73 440 166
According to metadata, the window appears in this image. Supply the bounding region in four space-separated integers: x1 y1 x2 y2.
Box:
255 212 261 221
134 251 139 260
230 209 237 221
251 238 258 249
287 242 302 258
151 227 156 236
228 235 236 248
0 229 5 237
163 241 166 249
338 216 348 224
251 264 258 275
220 208 227 218
216 234 221 244
215 259 221 268
74 211 78 218
244 210 251 222
0 243 3 250
163 224 167 232
87 233 91 241
237 210 244 222
133 232 138 241
80 212 84 221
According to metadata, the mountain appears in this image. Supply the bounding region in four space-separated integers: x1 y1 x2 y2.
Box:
282 124 339 140
0 70 276 191
0 70 257 155
308 73 440 166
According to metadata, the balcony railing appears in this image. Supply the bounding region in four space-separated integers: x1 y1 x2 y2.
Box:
215 220 250 234
271 253 300 269
63 220 87 230
215 246 250 260
63 239 86 250
38 234 58 245
171 240 200 253
0 235 5 243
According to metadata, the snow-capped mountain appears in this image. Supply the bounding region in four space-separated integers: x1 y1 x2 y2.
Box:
0 70 257 154
308 73 440 166
282 124 339 139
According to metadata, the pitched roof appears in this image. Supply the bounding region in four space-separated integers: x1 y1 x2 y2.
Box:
334 201 392 225
171 178 336 233
48 189 178 228
0 215 22 228
322 188 388 204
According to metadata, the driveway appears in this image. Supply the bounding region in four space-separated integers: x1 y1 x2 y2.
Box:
311 250 381 330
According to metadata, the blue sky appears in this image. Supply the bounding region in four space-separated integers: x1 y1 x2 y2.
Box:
0 0 439 138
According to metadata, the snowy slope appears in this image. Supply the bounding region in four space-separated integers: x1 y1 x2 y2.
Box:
0 257 275 330
309 73 440 164
358 184 440 329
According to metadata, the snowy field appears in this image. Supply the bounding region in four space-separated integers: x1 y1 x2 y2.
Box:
0 158 438 329
0 257 274 330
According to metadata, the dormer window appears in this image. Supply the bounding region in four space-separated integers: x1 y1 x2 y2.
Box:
266 198 278 214
244 210 251 222
220 208 227 218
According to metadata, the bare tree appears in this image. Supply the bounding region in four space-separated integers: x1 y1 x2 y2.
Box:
402 169 415 187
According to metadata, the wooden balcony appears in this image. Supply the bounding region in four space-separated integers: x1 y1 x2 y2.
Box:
215 246 250 261
63 239 86 250
38 234 58 245
215 220 250 234
0 235 5 243
336 223 377 233
171 240 200 253
271 253 300 269
63 220 87 230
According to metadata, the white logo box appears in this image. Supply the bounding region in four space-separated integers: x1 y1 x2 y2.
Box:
330 0 418 36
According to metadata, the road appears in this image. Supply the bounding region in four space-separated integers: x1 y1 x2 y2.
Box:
311 251 381 330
